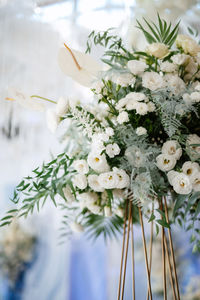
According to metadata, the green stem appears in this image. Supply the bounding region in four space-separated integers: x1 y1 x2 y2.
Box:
31 95 57 104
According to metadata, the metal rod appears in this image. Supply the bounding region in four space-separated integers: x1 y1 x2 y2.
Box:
117 200 128 300
147 210 154 300
160 199 167 300
139 207 153 300
130 204 135 300
163 196 180 300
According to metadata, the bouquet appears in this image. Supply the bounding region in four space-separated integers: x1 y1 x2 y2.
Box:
2 14 200 298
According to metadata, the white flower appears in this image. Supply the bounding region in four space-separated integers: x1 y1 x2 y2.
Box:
87 152 110 173
176 34 200 56
104 206 112 217
126 92 147 102
116 97 128 111
160 61 177 73
113 167 130 189
63 185 75 203
164 74 185 94
56 97 69 116
183 93 193 105
135 102 149 115
88 174 104 192
114 207 124 218
89 204 102 215
127 60 147 75
98 171 119 189
106 143 120 158
190 172 200 191
125 146 145 168
194 82 200 91
46 109 60 133
146 43 169 58
156 154 177 172
186 134 200 160
72 174 87 190
112 73 135 87
78 192 98 209
136 127 147 136
105 127 114 136
172 173 192 194
162 140 182 160
69 222 84 233
142 72 164 91
190 92 200 103
171 53 189 65
167 170 180 186
91 80 104 94
182 161 200 177
73 159 89 174
147 101 156 112
117 111 129 124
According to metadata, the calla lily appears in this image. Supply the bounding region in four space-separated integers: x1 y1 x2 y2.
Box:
58 43 102 87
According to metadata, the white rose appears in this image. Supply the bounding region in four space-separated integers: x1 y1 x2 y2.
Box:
72 174 87 190
56 97 69 116
146 43 169 59
70 222 84 233
186 134 200 160
98 171 119 189
73 159 89 174
63 185 75 203
117 111 129 124
147 101 156 112
136 126 147 136
164 74 185 94
46 109 60 133
190 92 200 103
135 102 149 115
142 72 164 91
190 172 200 191
171 53 190 65
176 34 200 56
112 73 135 87
182 161 200 178
156 154 177 172
106 143 120 158
87 152 110 173
172 173 192 194
162 140 182 160
88 174 105 192
127 60 147 75
104 206 112 217
167 170 180 186
160 61 177 73
113 168 130 189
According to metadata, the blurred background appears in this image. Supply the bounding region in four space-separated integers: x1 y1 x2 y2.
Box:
0 0 200 299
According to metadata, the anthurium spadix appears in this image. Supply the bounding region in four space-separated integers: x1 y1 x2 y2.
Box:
58 43 102 87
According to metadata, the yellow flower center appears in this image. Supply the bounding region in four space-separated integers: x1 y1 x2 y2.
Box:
95 158 100 162
164 159 170 164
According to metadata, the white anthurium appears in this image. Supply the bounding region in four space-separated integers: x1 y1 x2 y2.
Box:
58 43 102 87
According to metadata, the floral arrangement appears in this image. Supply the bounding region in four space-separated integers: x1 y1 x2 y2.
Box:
2 15 200 252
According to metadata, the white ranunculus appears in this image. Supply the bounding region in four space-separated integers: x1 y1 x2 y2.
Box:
104 206 112 217
63 185 75 203
191 172 200 191
162 140 182 160
127 60 147 75
135 102 149 115
146 43 169 58
186 134 200 160
160 61 177 73
69 222 84 233
176 34 200 56
142 72 164 91
117 111 129 124
147 101 156 112
58 46 102 87
46 109 60 133
56 97 69 116
182 161 200 177
98 171 119 189
136 126 147 136
73 159 89 174
72 174 87 190
190 92 200 103
164 74 185 94
87 152 110 173
113 167 130 189
112 73 135 87
106 143 120 158
156 154 177 172
172 173 192 194
167 170 180 186
171 53 190 65
88 174 104 192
